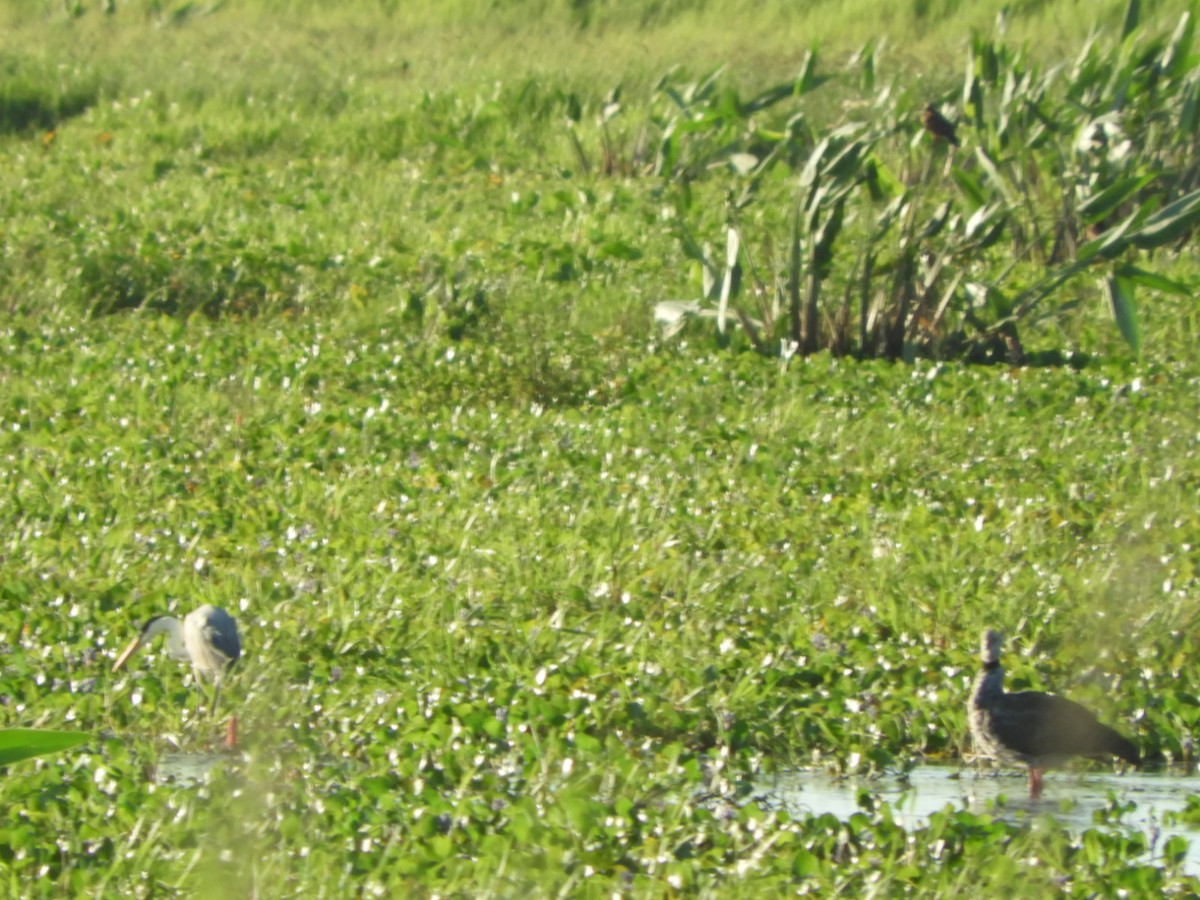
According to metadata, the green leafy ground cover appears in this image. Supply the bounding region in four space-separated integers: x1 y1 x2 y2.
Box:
1 0 1199 895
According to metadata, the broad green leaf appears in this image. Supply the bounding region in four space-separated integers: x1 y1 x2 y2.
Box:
861 155 903 202
951 168 987 209
799 135 833 188
792 848 823 878
851 40 876 91
714 86 742 121
1162 11 1194 78
985 285 1014 318
1114 264 1191 296
1121 0 1141 40
1129 188 1200 249
1181 76 1200 135
964 203 1003 240
963 48 984 128
822 136 867 184
561 91 582 124
788 202 803 334
796 49 825 94
1077 208 1140 263
1164 835 1190 866
972 148 1017 206
743 82 800 114
813 198 846 274
975 220 1007 251
595 240 642 261
920 201 954 239
0 729 89 765
1105 273 1142 356
1076 174 1157 224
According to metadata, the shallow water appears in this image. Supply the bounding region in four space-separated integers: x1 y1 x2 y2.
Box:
761 765 1200 872
154 751 225 786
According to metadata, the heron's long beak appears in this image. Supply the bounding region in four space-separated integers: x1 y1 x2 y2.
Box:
112 638 143 673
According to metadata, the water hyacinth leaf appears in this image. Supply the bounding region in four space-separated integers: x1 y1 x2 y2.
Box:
1105 273 1142 356
1164 835 1190 867
0 729 89 765
792 848 823 878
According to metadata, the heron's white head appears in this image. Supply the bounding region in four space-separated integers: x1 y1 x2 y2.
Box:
111 615 188 672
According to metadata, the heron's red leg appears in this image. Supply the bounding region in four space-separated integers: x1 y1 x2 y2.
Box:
225 716 238 750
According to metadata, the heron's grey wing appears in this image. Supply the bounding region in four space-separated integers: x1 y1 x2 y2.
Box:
198 607 242 667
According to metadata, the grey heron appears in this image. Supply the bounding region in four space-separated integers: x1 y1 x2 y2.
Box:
112 604 242 736
969 629 1139 799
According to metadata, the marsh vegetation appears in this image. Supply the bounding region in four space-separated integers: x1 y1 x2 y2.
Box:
1 0 1198 895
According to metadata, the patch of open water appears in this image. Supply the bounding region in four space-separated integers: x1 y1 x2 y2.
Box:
154 751 225 786
761 765 1200 873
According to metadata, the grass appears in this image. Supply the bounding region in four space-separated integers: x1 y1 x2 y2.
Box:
1 0 1199 895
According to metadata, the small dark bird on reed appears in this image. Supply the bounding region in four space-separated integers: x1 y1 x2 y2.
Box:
922 103 960 147
968 629 1140 799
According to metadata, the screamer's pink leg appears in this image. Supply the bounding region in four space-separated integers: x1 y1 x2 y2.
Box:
1028 768 1044 800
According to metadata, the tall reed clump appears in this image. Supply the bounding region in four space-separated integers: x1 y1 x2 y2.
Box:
655 1 1200 362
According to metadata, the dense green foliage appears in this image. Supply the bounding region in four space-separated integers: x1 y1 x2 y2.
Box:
1 0 1199 895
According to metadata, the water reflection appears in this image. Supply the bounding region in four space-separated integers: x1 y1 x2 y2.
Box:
761 766 1200 872
153 752 224 786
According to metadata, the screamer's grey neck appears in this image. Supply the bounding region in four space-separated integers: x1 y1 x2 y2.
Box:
973 659 1005 707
